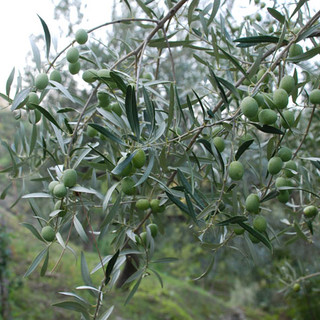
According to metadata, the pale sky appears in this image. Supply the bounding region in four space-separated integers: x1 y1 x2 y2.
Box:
0 0 112 94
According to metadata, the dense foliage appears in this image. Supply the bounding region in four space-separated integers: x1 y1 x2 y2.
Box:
1 0 320 318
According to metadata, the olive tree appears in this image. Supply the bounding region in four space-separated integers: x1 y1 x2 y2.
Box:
1 0 320 318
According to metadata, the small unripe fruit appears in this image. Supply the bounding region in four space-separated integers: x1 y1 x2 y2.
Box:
82 69 98 83
139 232 147 246
303 205 318 218
277 190 289 203
258 109 277 125
254 93 264 107
66 47 79 63
279 76 295 94
87 126 98 138
268 157 283 175
97 91 110 108
249 233 260 244
284 160 297 178
293 283 300 292
150 199 160 212
110 103 122 116
28 109 41 124
255 13 262 21
240 97 259 119
213 137 225 152
121 177 135 195
136 199 150 211
26 92 39 110
53 183 67 199
48 180 59 194
281 110 295 128
147 224 158 237
245 194 260 214
309 89 320 105
97 69 110 78
35 73 49 90
275 177 291 189
229 161 244 181
273 89 288 109
117 156 135 176
132 149 146 169
75 29 88 44
62 169 77 188
289 44 303 57
234 227 245 235
50 70 62 83
257 68 269 83
278 147 292 162
253 216 267 232
41 226 55 242
69 61 81 75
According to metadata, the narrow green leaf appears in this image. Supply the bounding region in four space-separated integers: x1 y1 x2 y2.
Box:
30 38 41 72
124 276 142 305
297 23 320 42
251 123 284 135
37 15 51 59
40 251 50 276
34 105 63 131
111 153 134 175
123 269 144 286
88 123 126 146
217 216 248 226
29 124 37 156
216 76 240 100
105 250 120 285
166 191 196 221
293 222 309 241
143 87 155 133
290 0 308 18
74 216 89 243
148 40 196 49
207 0 220 25
166 83 175 135
188 0 199 26
197 138 213 155
184 192 198 223
81 252 93 286
149 268 164 288
22 192 52 199
11 88 30 111
21 222 45 242
238 222 273 251
135 149 154 187
235 139 254 160
52 301 89 317
267 7 285 24
50 80 75 103
234 35 288 47
218 46 247 78
136 0 154 18
0 183 11 200
24 248 48 277
193 254 215 280
109 72 127 93
102 181 121 212
99 194 121 236
260 190 279 202
58 292 90 305
125 85 140 138
97 306 114 320
287 46 320 63
6 67 15 97
174 86 186 122
208 68 228 107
